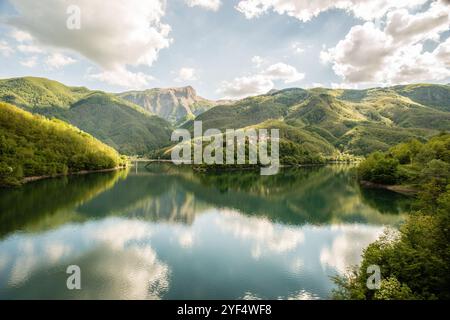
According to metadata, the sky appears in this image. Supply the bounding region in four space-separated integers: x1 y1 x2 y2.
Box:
0 0 449 100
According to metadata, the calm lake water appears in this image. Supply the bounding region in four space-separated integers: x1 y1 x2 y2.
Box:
0 164 412 299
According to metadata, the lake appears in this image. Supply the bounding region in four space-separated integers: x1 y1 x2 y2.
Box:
0 163 412 299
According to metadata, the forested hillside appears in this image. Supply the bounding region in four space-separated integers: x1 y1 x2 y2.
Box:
0 102 126 186
0 77 173 155
334 133 450 300
1 77 449 160
185 85 449 157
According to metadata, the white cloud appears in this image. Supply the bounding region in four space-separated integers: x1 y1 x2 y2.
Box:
435 37 450 67
175 67 198 82
217 211 305 259
321 1 450 85
292 42 304 54
89 67 154 89
319 224 383 274
0 41 14 56
384 2 450 45
17 44 44 54
263 62 305 83
235 0 428 22
218 74 274 99
251 55 265 67
185 0 222 11
10 29 32 42
7 0 172 71
219 61 304 98
46 53 76 69
20 56 37 68
0 218 170 299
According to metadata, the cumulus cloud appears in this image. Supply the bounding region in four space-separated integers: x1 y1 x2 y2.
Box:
218 61 304 98
46 53 76 69
175 67 198 82
435 37 450 67
185 0 222 11
321 1 450 85
236 0 428 22
218 74 274 99
7 0 172 75
89 67 154 89
263 62 305 83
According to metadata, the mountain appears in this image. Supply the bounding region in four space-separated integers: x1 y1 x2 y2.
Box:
392 83 450 112
118 86 217 125
0 77 90 109
1 77 448 159
37 92 173 155
0 102 124 186
184 84 450 156
0 77 173 155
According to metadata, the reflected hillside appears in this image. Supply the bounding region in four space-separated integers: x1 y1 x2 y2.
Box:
82 164 411 226
171 165 411 226
76 173 211 224
0 170 127 237
0 164 412 239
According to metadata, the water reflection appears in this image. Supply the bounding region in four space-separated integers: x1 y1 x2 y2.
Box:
0 164 413 299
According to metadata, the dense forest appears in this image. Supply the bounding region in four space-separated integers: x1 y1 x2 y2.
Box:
0 77 173 155
0 102 126 187
333 133 450 299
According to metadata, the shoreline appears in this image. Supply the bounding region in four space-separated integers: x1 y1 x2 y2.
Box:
359 180 419 196
5 161 356 187
21 166 128 184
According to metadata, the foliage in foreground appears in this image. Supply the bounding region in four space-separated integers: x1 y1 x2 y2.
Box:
0 102 126 186
334 133 450 300
357 133 450 185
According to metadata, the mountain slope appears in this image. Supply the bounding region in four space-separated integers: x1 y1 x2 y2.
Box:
1 77 448 158
0 77 90 109
119 86 217 125
185 85 449 156
0 102 124 186
0 77 173 155
37 92 173 155
392 84 450 112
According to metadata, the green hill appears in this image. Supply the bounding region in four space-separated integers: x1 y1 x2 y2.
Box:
335 133 450 300
0 102 125 186
1 77 448 160
392 83 450 112
0 77 173 155
0 77 89 109
185 85 448 157
37 92 173 155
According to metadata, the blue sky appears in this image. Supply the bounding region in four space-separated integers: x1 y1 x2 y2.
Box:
0 0 449 99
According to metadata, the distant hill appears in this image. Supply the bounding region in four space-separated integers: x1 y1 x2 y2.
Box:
0 77 173 155
0 102 124 186
184 85 450 156
1 77 448 159
118 86 218 125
